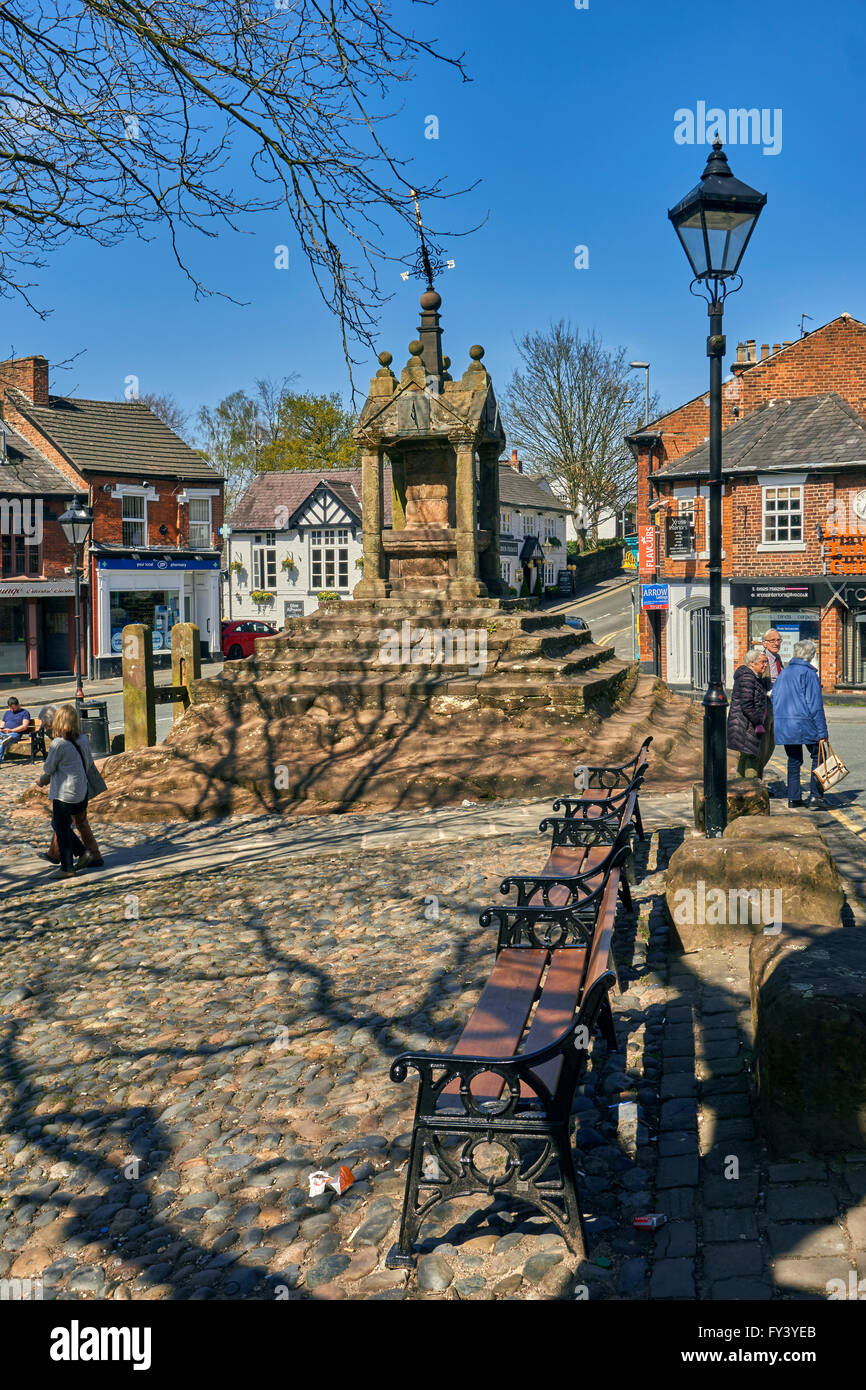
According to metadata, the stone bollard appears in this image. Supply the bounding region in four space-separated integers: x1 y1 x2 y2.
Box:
122 624 156 750
170 623 201 723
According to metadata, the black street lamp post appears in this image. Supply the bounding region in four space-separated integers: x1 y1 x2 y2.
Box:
668 139 766 838
58 497 94 717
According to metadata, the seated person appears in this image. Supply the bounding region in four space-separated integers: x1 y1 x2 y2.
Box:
0 696 33 763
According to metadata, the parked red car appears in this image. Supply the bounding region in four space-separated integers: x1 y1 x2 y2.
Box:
220 619 279 660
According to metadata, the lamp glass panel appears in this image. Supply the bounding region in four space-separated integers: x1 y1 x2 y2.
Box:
703 209 755 276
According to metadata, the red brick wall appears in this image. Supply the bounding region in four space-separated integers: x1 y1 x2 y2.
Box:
0 356 50 406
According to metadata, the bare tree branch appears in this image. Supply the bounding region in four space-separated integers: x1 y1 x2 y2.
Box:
0 0 473 361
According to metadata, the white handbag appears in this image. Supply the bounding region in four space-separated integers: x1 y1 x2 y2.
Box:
814 739 849 793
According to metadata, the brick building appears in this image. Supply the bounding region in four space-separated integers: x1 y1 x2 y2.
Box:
630 313 866 692
0 356 224 678
0 421 78 681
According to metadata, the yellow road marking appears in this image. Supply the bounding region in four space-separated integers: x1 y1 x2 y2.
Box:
766 755 866 839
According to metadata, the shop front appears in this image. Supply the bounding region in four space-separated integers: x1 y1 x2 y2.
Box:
93 552 221 676
730 579 832 685
0 579 77 682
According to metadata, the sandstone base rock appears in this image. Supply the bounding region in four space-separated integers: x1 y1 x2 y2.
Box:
750 925 866 1154
692 777 769 833
665 835 843 951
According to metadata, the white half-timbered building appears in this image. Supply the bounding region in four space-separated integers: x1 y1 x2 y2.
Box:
223 469 369 622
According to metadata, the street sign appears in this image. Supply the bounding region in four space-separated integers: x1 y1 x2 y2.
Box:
639 525 657 574
641 583 669 609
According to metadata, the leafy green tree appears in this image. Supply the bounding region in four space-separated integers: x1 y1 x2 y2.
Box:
259 391 357 472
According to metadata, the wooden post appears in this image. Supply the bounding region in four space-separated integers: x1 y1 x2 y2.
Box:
122 624 156 750
171 622 201 722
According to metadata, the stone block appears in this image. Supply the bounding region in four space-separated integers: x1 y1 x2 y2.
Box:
665 836 843 951
723 812 826 845
750 925 866 1155
693 777 769 832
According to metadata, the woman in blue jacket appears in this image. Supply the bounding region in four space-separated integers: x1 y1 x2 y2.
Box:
769 640 829 806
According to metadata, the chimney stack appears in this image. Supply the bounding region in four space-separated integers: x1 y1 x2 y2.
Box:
760 343 770 360
773 343 781 356
510 448 522 473
0 354 50 406
736 342 747 364
746 339 757 363
783 340 793 349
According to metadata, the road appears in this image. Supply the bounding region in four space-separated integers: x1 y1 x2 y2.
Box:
562 577 639 660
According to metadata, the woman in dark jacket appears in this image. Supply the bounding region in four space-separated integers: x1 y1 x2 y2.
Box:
727 647 769 779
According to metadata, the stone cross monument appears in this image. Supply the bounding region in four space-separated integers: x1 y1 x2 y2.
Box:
353 286 506 601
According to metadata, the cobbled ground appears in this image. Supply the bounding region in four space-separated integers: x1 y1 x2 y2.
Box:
2 761 866 1301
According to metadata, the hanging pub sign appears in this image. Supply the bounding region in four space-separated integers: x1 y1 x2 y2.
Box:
667 514 695 556
638 525 657 575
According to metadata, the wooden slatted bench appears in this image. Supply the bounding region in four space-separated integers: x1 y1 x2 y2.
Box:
385 848 626 1270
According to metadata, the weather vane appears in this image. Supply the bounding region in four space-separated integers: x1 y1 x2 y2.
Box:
400 189 455 283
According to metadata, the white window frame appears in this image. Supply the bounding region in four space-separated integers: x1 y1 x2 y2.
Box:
757 473 806 552
309 527 350 592
122 493 147 548
252 544 277 589
188 496 212 548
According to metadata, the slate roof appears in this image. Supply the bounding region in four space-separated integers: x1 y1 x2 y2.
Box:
7 390 221 482
230 463 570 530
228 468 374 529
499 467 571 512
0 424 77 496
655 393 866 480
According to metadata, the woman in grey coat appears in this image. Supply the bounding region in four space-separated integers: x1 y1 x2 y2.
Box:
36 703 101 877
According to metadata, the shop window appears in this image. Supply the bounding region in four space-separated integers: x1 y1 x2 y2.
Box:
188 497 211 548
748 607 819 666
0 600 25 673
122 494 146 547
109 589 180 654
762 485 803 545
253 546 277 589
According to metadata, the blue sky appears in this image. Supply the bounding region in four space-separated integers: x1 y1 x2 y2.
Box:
3 0 863 430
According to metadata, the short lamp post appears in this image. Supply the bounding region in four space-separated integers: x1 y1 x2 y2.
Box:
668 139 766 838
58 497 94 716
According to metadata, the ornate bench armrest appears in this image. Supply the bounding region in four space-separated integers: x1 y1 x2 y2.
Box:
539 815 624 851
479 902 594 950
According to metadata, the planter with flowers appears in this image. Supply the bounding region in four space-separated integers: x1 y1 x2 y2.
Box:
250 590 275 606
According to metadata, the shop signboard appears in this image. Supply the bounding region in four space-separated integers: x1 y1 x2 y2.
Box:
641 583 669 609
638 525 657 575
96 556 220 571
667 515 694 555
284 601 305 621
557 569 573 595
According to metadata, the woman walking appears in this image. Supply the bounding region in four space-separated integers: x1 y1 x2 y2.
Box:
727 646 770 779
35 703 103 877
770 639 829 807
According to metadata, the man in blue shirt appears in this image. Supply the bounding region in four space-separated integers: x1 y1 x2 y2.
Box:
0 696 33 763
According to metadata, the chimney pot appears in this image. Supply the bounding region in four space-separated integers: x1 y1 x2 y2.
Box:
511 448 522 473
783 340 793 348
746 339 757 363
